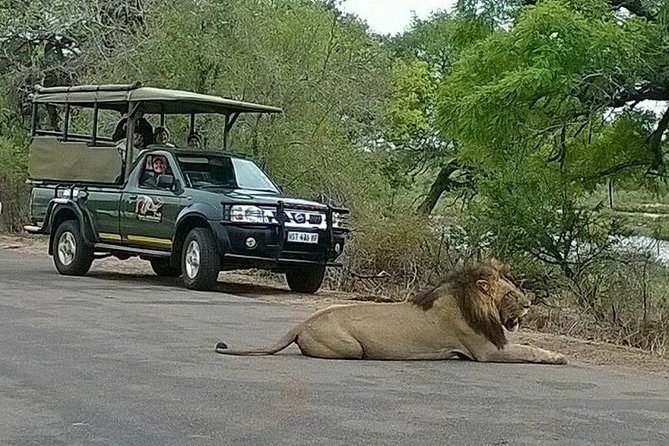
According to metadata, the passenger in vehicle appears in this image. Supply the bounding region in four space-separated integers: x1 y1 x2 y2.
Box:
111 116 128 142
136 116 155 146
112 114 155 146
140 155 170 189
115 129 145 162
187 132 203 149
154 126 175 147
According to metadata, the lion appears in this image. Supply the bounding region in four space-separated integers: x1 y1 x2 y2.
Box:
215 260 566 364
135 195 163 216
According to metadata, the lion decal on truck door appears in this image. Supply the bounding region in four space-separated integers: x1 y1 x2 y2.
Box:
135 195 164 222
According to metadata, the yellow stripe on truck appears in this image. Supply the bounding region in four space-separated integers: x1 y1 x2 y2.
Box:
98 232 121 241
127 235 172 246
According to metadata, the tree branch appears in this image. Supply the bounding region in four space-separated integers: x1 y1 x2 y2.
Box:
574 161 648 180
415 159 462 215
608 0 656 20
522 0 657 20
610 86 669 108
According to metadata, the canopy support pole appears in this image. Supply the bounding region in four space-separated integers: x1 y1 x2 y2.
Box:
122 101 138 180
223 112 239 151
62 104 70 142
30 103 38 136
92 102 99 145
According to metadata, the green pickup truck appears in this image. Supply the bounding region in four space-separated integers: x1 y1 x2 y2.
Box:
25 84 349 292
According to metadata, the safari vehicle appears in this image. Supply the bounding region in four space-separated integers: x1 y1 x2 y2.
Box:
24 83 349 292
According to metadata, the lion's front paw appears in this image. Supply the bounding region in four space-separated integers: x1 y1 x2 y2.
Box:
551 353 567 365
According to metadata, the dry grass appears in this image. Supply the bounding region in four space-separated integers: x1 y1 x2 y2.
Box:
524 300 669 357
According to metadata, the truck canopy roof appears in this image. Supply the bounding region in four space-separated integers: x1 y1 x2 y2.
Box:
31 83 283 115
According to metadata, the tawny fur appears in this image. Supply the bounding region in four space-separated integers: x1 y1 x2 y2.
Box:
215 260 566 364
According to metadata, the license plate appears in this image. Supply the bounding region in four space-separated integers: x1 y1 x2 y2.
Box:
287 232 319 244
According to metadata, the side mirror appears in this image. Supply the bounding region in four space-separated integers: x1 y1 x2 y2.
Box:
157 174 175 190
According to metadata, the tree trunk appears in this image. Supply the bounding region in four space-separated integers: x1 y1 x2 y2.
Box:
416 161 459 215
647 106 669 174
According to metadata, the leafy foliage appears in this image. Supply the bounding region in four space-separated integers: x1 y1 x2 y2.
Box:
89 0 392 213
438 0 654 170
428 0 669 275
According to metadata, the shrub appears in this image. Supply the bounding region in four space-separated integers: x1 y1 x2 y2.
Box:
0 128 30 232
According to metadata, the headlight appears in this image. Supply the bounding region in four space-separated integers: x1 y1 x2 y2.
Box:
332 211 349 229
229 205 266 223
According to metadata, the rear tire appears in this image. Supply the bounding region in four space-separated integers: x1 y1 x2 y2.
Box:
52 219 94 276
181 227 220 290
286 265 325 293
150 258 181 277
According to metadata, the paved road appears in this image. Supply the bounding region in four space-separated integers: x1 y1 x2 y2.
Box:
0 250 668 445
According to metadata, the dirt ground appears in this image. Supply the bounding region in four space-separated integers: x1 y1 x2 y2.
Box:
2 233 669 378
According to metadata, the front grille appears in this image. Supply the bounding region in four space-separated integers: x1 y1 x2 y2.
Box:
262 207 327 229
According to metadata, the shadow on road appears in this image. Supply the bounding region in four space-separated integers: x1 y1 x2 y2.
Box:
86 270 294 298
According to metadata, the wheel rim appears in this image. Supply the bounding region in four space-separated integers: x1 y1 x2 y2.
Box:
57 231 76 266
185 240 201 279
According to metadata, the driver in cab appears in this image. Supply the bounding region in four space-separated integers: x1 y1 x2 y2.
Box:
141 155 170 189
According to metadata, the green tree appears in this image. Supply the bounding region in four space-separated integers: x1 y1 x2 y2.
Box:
0 0 151 106
432 0 669 273
384 9 496 214
91 0 393 214
0 0 153 229
438 0 668 177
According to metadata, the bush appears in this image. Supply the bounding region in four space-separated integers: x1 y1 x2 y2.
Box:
0 171 29 232
0 128 30 232
521 250 669 356
328 210 492 298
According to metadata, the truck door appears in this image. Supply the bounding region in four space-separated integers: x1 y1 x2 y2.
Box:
120 153 185 251
82 188 123 243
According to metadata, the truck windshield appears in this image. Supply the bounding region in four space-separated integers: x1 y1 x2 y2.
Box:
178 155 279 193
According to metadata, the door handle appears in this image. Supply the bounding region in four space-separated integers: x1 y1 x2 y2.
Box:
128 195 138 202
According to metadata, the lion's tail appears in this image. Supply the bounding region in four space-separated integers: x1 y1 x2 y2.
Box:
215 326 299 356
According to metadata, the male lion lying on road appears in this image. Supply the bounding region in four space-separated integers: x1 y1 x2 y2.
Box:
215 260 566 364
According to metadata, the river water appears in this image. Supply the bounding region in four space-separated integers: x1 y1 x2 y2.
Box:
613 235 669 264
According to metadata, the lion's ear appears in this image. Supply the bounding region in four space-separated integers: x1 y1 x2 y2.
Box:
485 258 508 275
476 279 492 294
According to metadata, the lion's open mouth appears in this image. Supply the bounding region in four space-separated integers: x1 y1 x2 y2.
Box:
504 318 519 331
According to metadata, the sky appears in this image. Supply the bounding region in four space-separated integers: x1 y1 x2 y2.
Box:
339 0 456 35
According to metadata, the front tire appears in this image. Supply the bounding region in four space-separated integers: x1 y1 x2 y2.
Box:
52 219 94 276
181 227 220 290
286 265 325 293
150 258 181 277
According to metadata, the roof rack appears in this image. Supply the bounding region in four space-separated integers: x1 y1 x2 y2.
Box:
31 83 283 115
33 82 142 94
